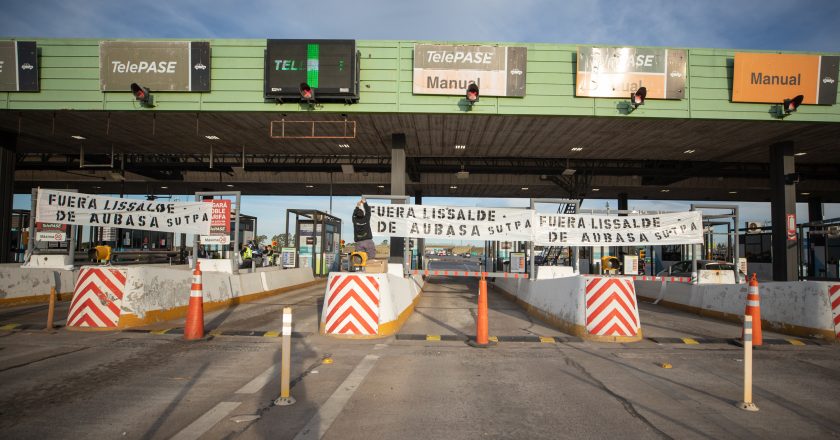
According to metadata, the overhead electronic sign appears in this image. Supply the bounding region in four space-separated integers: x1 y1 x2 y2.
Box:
0 41 39 92
264 39 359 101
99 41 211 92
413 44 527 97
732 52 838 105
576 47 686 99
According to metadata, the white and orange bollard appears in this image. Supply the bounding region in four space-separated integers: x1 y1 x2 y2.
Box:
184 261 205 341
274 307 296 406
736 314 759 411
741 273 763 347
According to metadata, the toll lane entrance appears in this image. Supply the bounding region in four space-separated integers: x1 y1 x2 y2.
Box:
398 257 573 341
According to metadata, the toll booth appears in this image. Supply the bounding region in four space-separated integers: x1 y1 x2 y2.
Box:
799 218 840 280
285 209 342 277
9 209 30 263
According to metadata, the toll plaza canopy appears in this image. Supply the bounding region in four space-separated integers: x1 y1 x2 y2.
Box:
0 38 838 204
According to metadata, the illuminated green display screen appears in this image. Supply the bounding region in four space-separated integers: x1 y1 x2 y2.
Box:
265 39 357 99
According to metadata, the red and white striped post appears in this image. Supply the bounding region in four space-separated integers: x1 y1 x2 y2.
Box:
184 261 205 341
736 314 759 412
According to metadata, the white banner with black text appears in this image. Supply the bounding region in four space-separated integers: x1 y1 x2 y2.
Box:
370 204 533 241
36 189 213 235
533 211 703 246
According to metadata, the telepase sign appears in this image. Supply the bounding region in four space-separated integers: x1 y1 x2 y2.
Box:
371 204 703 246
413 44 527 97
36 189 213 235
100 41 211 92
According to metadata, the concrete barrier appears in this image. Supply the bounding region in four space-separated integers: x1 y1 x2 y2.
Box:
321 264 424 338
64 265 319 330
494 275 643 343
635 279 839 342
0 264 77 307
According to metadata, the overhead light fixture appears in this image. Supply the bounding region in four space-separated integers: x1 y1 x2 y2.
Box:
449 185 458 189
205 135 220 140
729 191 738 194
591 188 600 192
783 95 804 114
130 83 154 107
465 83 479 106
71 135 86 140
794 152 807 156
338 143 350 149
305 184 314 188
521 187 529 190
629 86 647 111
661 189 670 193
454 145 466 150
801 192 811 195
377 185 385 188
160 186 168 189
92 185 101 189
571 147 583 152
683 149 695 154
300 82 314 103
226 184 235 188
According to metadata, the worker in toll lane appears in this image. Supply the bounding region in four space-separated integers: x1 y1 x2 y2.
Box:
353 197 376 259
263 245 274 267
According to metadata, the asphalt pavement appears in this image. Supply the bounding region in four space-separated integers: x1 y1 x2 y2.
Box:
1 263 839 439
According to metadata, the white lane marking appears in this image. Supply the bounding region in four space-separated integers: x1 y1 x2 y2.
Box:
170 401 241 440
293 354 380 440
236 364 278 394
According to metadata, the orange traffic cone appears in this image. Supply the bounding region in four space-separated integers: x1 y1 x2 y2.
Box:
184 261 205 340
741 273 762 346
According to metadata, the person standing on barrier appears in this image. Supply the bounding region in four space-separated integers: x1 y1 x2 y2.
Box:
353 197 376 259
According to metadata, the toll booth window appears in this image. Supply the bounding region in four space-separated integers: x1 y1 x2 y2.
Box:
661 245 682 261
742 233 771 263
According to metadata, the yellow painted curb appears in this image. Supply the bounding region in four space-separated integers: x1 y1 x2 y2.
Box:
637 294 836 343
493 282 643 343
682 338 700 345
0 293 73 308
426 335 441 341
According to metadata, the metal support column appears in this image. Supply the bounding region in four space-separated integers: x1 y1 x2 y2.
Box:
389 133 406 265
770 141 798 281
0 132 16 263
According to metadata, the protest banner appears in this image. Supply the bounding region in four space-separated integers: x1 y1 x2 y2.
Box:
534 211 703 246
370 203 533 241
35 189 213 235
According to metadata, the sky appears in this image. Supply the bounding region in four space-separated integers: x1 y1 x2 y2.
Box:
6 0 840 241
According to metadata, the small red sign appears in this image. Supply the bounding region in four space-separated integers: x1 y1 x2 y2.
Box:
787 214 797 241
204 199 231 236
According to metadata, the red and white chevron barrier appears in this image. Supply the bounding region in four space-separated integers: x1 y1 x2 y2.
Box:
324 274 381 335
67 266 127 328
830 285 840 340
584 277 640 337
